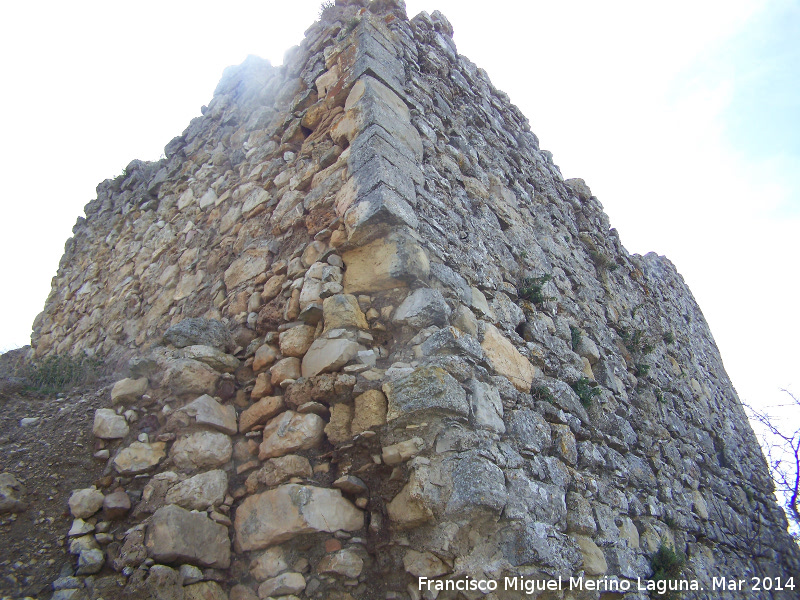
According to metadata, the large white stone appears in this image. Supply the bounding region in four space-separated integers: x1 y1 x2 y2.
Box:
301 338 360 378
93 408 129 439
165 470 228 511
179 394 237 435
170 431 232 471
234 484 364 551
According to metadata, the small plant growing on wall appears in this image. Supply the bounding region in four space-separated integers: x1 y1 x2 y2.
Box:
571 377 600 408
519 274 552 304
648 542 686 599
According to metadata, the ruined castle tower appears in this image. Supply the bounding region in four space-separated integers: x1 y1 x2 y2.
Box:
25 0 799 598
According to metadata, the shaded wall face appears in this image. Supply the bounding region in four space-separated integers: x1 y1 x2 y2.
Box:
29 0 799 596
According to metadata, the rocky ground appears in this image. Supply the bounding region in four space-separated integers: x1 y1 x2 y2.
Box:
0 350 111 599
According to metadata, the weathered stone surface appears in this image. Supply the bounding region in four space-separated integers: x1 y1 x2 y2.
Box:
481 323 539 392
165 469 228 510
163 359 220 397
239 395 284 433
111 377 148 404
257 572 306 597
102 490 131 519
469 379 504 433
259 411 325 459
0 472 27 514
322 294 369 331
164 318 234 352
184 581 228 600
342 231 429 293
382 437 424 466
301 338 360 378
181 344 240 373
403 549 448 578
270 357 301 385
234 484 364 551
146 504 230 568
393 288 451 328
351 389 387 434
224 247 271 289
246 455 312 491
325 403 353 444
318 548 363 578
170 431 232 471
572 535 608 575
76 548 104 574
92 408 129 439
253 344 279 371
179 394 237 435
506 409 551 453
385 366 468 422
113 442 166 474
250 546 288 581
278 325 316 357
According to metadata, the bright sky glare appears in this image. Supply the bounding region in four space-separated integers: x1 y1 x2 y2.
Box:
0 1 797 425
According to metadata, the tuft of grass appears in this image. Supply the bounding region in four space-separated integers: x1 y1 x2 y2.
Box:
649 542 686 600
519 274 552 304
663 331 675 344
21 354 103 395
571 377 600 408
319 0 336 21
635 363 651 378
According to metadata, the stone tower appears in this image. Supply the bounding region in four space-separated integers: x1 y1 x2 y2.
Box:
27 1 800 598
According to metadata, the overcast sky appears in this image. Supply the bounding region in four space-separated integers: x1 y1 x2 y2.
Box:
0 0 797 423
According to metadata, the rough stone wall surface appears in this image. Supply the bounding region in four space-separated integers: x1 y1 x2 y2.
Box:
25 1 799 599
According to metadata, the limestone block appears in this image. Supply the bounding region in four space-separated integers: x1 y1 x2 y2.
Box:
301 338 360 378
259 411 325 459
224 247 271 289
385 366 468 422
239 395 285 433
234 484 364 551
481 323 538 392
325 403 353 444
572 535 607 576
165 469 228 510
170 431 232 472
258 572 306 597
113 442 166 474
506 409 551 453
253 344 279 371
163 359 220 397
248 455 313 490
469 379 504 433
403 549 448 578
322 294 368 332
351 389 387 434
180 344 240 373
566 492 597 535
445 453 507 515
342 231 429 294
279 325 316 357
102 491 131 520
270 357 301 385
318 548 364 578
68 487 105 519
184 582 228 600
250 546 288 581
381 437 424 466
110 377 148 405
93 408 129 439
179 394 237 435
393 288 451 328
164 318 234 351
145 504 230 568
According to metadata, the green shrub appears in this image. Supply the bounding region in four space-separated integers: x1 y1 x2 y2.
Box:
635 363 651 378
519 274 552 304
571 377 600 408
570 326 581 351
22 354 103 394
531 385 555 404
663 332 675 344
649 542 686 600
